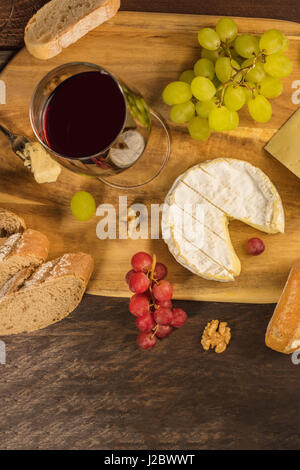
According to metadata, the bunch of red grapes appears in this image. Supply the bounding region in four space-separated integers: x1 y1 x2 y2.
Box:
126 252 188 349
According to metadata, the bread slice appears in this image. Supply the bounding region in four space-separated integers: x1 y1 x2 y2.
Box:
0 229 49 291
266 260 300 354
0 253 94 335
0 208 26 237
24 0 120 60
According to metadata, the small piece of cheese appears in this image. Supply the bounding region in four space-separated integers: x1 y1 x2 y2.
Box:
265 108 300 179
24 142 61 184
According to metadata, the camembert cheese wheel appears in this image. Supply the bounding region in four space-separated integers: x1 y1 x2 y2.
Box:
162 158 284 282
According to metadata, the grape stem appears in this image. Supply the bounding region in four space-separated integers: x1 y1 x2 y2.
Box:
218 45 265 106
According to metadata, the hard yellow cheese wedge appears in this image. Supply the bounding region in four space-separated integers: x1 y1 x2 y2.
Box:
265 108 300 179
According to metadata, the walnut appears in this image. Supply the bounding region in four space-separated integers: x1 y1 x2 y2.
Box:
201 320 231 353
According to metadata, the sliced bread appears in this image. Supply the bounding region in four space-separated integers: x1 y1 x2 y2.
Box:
0 229 49 291
0 252 94 335
24 0 120 60
0 208 26 237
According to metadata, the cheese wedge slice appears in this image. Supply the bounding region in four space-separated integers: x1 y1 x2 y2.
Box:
265 108 300 180
162 158 285 282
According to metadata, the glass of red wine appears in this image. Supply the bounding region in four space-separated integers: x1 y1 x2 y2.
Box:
30 62 170 189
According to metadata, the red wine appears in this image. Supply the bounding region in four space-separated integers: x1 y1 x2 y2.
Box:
43 71 126 159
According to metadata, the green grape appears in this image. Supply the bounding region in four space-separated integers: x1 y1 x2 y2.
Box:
224 84 246 111
227 110 239 130
260 75 283 99
280 35 289 53
243 83 258 102
188 116 211 141
201 47 224 63
162 81 192 105
216 17 238 42
198 28 221 51
264 53 293 78
259 29 284 55
191 76 216 101
248 95 272 123
196 98 217 118
215 57 240 83
209 105 232 131
179 69 195 84
234 34 260 58
242 59 266 83
170 101 195 123
71 191 96 222
194 58 215 80
229 46 244 65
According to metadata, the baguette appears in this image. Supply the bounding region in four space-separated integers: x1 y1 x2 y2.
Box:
0 208 26 237
266 260 300 353
24 0 120 60
0 229 49 291
0 252 94 335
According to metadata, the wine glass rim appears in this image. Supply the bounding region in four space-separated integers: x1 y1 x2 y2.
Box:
29 61 128 161
0 0 14 33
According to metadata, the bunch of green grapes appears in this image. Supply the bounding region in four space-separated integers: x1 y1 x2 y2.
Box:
162 17 293 141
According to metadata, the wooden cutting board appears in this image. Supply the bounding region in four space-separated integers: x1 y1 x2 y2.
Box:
0 11 300 303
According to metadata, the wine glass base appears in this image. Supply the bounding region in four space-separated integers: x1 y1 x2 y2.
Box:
97 110 170 190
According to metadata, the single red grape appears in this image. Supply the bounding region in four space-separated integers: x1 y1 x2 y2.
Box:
131 252 153 272
129 294 150 317
156 324 173 338
171 308 187 327
125 269 135 285
153 307 173 325
136 312 156 332
153 262 168 280
153 280 173 301
137 332 157 349
247 238 265 256
156 299 173 309
129 272 150 294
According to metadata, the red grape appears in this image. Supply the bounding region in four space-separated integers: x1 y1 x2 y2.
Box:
156 324 173 338
129 272 150 294
153 307 173 325
131 252 153 272
137 332 157 349
125 269 135 285
153 262 168 280
153 280 173 301
136 312 156 332
171 308 187 327
129 294 150 317
156 299 173 309
247 238 265 256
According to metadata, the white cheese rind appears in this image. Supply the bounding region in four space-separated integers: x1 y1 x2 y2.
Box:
162 158 284 282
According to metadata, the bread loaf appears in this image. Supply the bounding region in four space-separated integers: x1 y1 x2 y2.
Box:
24 0 120 60
266 260 300 353
0 252 94 335
0 208 26 237
0 229 49 291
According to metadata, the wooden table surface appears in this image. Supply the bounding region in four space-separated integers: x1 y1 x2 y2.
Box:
0 0 300 451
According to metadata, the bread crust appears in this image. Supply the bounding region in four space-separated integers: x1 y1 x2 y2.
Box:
0 252 94 335
24 0 120 60
13 229 49 263
266 260 300 353
33 252 94 288
0 208 26 236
